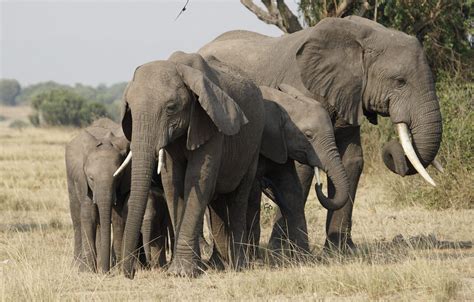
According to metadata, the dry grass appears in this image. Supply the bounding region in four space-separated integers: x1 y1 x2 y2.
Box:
0 110 473 301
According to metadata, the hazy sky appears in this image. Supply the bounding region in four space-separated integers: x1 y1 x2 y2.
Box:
1 0 299 86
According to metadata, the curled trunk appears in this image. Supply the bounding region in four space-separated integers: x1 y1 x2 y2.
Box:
313 132 350 210
384 91 442 178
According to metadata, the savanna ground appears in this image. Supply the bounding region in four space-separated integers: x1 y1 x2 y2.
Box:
0 99 473 301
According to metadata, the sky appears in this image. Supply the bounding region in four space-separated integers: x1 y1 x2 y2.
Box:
0 0 299 86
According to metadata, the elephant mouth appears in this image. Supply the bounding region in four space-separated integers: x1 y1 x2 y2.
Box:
395 123 437 186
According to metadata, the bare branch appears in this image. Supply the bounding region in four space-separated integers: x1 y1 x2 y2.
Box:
335 0 354 17
241 0 302 33
276 0 303 33
241 0 279 27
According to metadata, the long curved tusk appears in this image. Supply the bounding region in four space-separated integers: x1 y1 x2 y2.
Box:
396 123 436 186
314 167 321 185
157 149 164 174
431 159 444 173
113 151 132 177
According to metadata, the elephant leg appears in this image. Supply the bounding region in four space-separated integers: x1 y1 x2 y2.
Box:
227 152 259 270
112 196 128 267
246 180 262 261
267 161 310 258
161 155 186 249
80 200 98 272
148 192 168 268
199 209 213 258
208 197 230 270
325 127 363 251
112 202 125 267
68 180 82 266
141 193 155 268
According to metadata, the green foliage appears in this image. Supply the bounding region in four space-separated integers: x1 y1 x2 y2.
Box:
30 89 109 127
13 80 126 122
15 81 68 105
297 0 473 76
0 79 21 106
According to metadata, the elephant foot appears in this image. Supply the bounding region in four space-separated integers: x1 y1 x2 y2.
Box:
167 258 202 278
206 251 226 271
322 235 357 256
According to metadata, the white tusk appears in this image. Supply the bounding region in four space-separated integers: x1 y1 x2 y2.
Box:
113 151 132 177
157 149 164 174
431 159 444 173
314 167 321 185
396 123 436 186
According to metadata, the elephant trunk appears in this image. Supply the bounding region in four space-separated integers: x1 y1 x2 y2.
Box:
97 192 113 273
122 112 158 279
313 131 350 210
384 87 442 184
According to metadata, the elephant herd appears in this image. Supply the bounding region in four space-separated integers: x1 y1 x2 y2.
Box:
65 16 443 279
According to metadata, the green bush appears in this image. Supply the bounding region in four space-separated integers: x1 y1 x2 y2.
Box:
362 76 473 209
30 89 109 127
0 79 21 106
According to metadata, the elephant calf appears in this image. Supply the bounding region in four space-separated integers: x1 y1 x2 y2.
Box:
66 118 172 273
248 85 349 258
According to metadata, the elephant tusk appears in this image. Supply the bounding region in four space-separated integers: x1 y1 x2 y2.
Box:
113 151 132 177
431 159 444 173
314 167 321 185
157 149 164 174
396 123 436 186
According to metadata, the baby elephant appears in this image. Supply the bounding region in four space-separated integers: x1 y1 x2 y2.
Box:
66 118 172 273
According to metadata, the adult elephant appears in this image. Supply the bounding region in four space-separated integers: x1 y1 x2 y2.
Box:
199 16 442 250
66 118 130 273
115 51 266 278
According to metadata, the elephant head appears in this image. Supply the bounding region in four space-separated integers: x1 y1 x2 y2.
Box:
296 16 442 185
115 52 248 278
260 85 349 210
82 130 129 273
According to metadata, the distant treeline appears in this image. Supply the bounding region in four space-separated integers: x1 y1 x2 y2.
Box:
0 79 127 126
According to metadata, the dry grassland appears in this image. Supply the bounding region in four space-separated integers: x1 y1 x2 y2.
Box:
0 109 472 301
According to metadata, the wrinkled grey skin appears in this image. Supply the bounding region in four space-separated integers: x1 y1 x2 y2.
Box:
113 177 174 270
66 118 130 273
200 16 442 250
120 52 265 278
247 86 350 257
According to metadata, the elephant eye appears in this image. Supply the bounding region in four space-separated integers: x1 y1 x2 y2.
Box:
166 102 178 114
304 130 313 139
395 78 406 88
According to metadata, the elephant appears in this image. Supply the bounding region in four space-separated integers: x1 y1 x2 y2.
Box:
199 16 442 251
246 85 350 258
115 51 268 278
112 175 173 270
65 118 130 273
66 118 172 273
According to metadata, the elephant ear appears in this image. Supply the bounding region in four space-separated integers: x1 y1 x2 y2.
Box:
296 17 372 126
176 63 249 150
104 131 130 156
121 82 132 141
260 99 288 164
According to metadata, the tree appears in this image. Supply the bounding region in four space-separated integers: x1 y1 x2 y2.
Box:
241 0 473 75
0 79 21 106
30 89 109 127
